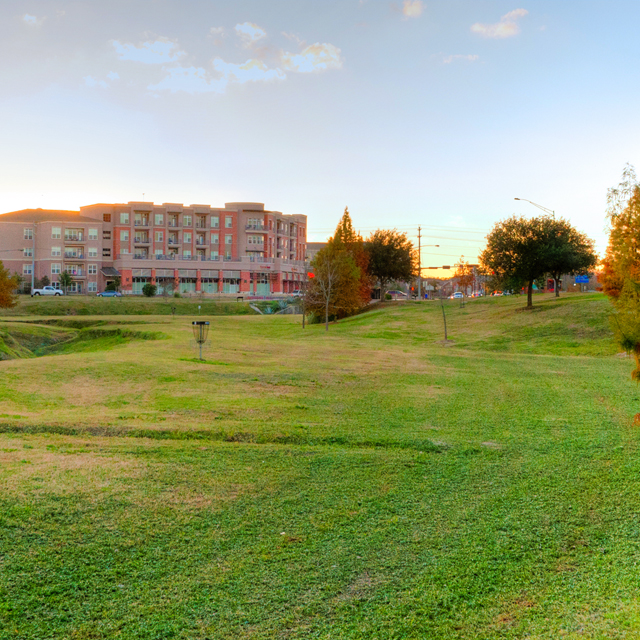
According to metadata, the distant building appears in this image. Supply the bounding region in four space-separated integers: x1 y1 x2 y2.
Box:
306 242 327 263
0 202 307 295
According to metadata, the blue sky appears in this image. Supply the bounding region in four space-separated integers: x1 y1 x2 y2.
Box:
1 1 639 265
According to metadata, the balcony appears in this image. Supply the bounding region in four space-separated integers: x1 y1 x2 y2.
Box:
134 237 150 244
65 270 85 277
168 238 179 245
134 220 150 227
195 221 207 229
168 220 179 228
64 252 85 260
64 235 84 242
196 238 208 246
246 224 267 231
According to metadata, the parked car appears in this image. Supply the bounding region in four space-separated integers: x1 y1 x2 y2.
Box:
291 290 303 297
492 291 503 296
450 292 464 299
386 290 407 299
31 285 63 297
96 291 122 297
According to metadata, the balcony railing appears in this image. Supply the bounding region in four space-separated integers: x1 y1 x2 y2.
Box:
64 235 84 242
246 224 267 231
168 238 179 245
195 222 207 228
168 221 179 227
66 270 85 277
134 220 150 226
64 253 85 259
134 237 150 244
196 239 208 246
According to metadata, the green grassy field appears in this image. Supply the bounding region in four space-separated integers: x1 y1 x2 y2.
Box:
1 292 639 639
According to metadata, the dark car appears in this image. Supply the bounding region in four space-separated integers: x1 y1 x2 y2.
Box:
96 291 122 297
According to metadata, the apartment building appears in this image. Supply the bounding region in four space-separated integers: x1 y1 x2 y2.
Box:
0 202 307 295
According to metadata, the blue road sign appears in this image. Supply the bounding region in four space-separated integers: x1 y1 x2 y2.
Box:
575 275 590 283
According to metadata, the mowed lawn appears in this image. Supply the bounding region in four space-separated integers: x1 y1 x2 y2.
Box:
2 293 640 639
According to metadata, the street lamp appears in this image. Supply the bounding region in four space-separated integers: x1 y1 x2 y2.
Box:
514 198 555 218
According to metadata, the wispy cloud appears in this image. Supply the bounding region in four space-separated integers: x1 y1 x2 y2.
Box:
402 0 424 18
23 13 45 26
471 8 528 39
443 54 479 64
235 22 266 46
112 39 185 64
281 43 342 73
84 76 108 88
148 59 285 94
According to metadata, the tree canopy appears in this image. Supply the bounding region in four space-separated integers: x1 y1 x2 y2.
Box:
365 230 416 301
480 215 597 308
602 166 640 380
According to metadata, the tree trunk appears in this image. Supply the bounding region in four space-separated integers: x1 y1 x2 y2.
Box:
555 277 560 298
527 279 533 308
325 299 329 331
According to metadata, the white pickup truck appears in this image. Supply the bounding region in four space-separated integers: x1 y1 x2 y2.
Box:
31 286 64 297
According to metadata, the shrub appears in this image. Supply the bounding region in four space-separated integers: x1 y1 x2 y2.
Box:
142 284 157 297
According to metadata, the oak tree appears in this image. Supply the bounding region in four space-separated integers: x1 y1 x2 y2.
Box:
365 230 416 302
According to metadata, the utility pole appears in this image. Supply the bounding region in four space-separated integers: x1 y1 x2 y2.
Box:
417 226 421 299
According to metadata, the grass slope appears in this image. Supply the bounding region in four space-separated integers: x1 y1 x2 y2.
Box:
1 293 639 639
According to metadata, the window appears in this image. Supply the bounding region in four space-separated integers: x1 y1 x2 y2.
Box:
23 248 33 257
103 214 111 222
225 250 232 260
212 216 219 228
88 247 98 258
225 234 233 245
155 231 163 242
183 232 192 243
120 230 129 241
88 228 98 240
51 263 61 274
183 249 192 258
225 216 233 228
103 248 111 257
121 248 130 255
51 227 61 239
103 231 111 240
211 250 219 259
155 248 163 257
24 228 33 240
88 264 97 275
155 213 163 225
88 282 97 293
51 246 61 257
211 234 219 245
23 264 32 275
183 215 192 226
120 212 129 224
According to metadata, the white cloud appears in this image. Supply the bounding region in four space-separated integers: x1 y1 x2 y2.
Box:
281 43 342 73
471 8 528 38
209 27 224 37
443 54 479 64
402 0 424 18
84 76 108 88
148 59 285 94
235 22 266 46
112 39 185 64
213 58 285 83
106 71 120 81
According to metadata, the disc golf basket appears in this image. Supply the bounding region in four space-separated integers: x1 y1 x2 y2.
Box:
192 321 210 361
